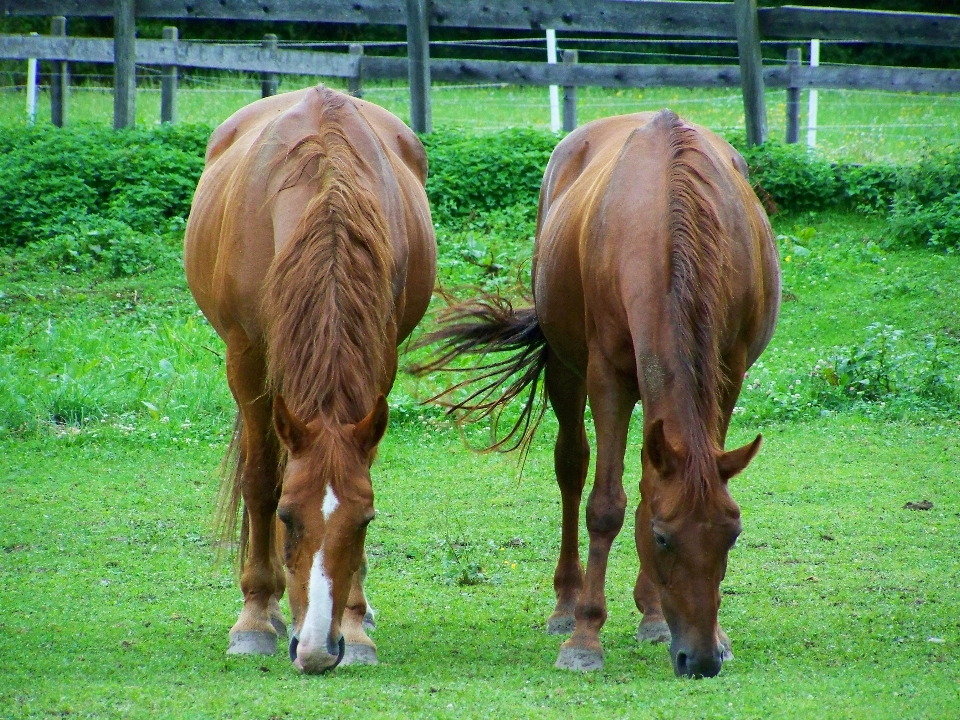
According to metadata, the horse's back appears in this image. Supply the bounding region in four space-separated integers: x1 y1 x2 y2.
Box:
533 111 778 377
184 86 435 344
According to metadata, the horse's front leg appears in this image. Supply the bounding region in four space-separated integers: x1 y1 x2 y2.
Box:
339 552 378 665
633 565 671 644
225 335 286 655
556 352 638 671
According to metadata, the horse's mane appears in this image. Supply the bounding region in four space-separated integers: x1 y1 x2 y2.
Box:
263 98 393 428
662 111 732 494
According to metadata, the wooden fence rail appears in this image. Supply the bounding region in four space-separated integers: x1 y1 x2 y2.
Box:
1 1 958 143
4 1 960 47
6 34 959 94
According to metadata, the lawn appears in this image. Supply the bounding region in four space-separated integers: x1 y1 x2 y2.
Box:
1 71 959 716
2 202 959 717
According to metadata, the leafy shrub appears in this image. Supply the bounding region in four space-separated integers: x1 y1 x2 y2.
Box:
25 210 180 278
814 324 959 414
0 123 209 248
421 127 555 225
887 145 960 249
736 140 840 212
739 324 959 424
838 163 900 214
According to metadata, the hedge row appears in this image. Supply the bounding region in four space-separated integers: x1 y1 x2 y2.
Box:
0 122 957 267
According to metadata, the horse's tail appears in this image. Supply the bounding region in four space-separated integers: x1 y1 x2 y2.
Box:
214 412 247 573
409 292 549 457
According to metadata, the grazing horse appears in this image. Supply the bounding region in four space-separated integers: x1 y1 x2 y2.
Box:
184 86 436 673
413 110 779 677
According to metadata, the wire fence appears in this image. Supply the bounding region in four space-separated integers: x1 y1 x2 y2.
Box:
0 34 957 164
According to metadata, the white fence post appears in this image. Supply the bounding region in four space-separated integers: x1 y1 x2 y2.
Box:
26 31 37 125
546 28 560 133
807 38 820 148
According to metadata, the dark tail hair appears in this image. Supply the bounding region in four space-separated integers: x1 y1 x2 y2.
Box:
409 292 549 457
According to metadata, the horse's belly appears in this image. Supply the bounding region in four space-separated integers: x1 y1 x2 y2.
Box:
534 228 588 376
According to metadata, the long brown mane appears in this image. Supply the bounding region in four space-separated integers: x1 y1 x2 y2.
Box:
263 102 393 426
663 112 732 492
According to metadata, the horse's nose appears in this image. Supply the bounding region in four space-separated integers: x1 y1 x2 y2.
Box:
673 647 724 678
290 633 345 674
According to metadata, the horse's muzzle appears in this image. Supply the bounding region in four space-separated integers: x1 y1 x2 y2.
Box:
672 645 724 679
289 632 345 674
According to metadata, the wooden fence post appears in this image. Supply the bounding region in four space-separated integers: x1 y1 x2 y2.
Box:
562 49 578 132
406 0 432 133
348 43 364 97
785 47 801 144
734 0 767 146
261 33 279 98
161 26 178 124
113 0 136 129
50 16 67 127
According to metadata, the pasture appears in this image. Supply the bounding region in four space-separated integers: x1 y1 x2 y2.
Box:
1 84 959 717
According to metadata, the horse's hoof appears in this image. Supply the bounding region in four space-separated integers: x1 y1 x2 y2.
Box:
555 645 604 672
636 619 671 644
341 643 378 666
270 615 288 637
546 614 576 635
719 629 734 662
227 631 278 656
362 609 376 632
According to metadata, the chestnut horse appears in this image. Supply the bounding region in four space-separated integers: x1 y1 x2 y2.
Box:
184 86 436 673
414 110 779 677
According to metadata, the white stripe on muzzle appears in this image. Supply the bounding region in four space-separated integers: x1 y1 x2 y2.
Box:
298 485 340 654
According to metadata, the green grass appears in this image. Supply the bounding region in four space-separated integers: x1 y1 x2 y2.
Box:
2 410 959 717
2 81 960 714
2 206 959 717
3 77 959 162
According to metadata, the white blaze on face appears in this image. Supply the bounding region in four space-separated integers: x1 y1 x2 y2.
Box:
322 483 339 520
298 484 340 655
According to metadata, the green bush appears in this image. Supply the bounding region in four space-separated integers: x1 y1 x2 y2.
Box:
25 210 181 278
0 123 209 248
887 145 960 248
736 140 840 212
421 127 556 225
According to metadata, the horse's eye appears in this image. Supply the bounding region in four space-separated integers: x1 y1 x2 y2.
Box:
277 506 294 527
654 531 670 550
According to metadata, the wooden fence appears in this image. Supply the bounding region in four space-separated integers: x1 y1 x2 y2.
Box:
1 0 958 144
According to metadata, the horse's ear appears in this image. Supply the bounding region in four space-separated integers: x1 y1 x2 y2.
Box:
352 395 389 456
718 434 762 482
644 419 679 477
273 395 318 455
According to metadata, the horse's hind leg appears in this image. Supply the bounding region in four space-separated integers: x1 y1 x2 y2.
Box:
556 352 637 671
544 356 589 635
340 552 378 666
224 332 286 656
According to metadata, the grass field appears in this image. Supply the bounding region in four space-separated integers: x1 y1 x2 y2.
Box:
1 73 960 716
2 200 959 717
2 76 960 162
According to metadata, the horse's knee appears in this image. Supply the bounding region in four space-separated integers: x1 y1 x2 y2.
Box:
585 503 625 537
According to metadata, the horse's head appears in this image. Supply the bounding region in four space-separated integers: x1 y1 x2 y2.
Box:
272 394 387 674
638 419 761 679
